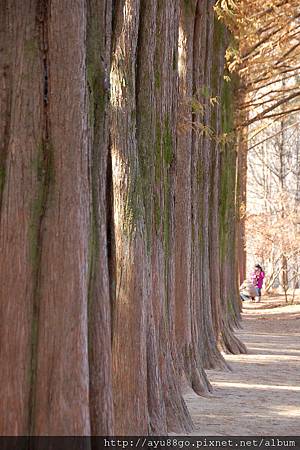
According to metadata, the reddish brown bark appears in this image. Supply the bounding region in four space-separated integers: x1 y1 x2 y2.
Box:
86 0 114 435
0 0 113 436
191 0 228 372
209 16 224 347
218 54 247 355
175 0 195 367
200 0 228 370
153 0 194 433
0 0 44 434
135 0 168 434
33 0 91 434
236 92 248 286
110 0 149 435
175 0 213 395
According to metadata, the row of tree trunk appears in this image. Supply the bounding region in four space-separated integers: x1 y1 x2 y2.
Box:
0 0 246 436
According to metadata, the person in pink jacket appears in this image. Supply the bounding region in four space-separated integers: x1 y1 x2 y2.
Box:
251 264 265 302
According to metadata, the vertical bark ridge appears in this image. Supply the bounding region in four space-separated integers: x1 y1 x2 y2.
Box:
86 0 114 435
0 0 11 215
29 0 53 434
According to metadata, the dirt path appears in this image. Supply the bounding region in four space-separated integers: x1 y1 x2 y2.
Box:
185 297 300 435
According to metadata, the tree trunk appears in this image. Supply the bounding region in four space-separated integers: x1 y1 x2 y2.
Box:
192 0 229 370
153 0 194 432
175 0 213 395
0 0 113 436
219 60 247 355
110 0 149 435
135 0 168 434
236 90 248 286
175 0 195 371
0 0 44 434
209 16 226 351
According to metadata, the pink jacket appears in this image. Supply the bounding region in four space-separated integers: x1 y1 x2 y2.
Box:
251 271 265 289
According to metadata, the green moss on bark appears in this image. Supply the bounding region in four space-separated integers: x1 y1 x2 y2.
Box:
24 38 39 60
219 69 237 260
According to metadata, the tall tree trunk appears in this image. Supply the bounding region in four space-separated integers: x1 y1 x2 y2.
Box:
200 0 221 370
219 62 247 355
153 0 194 432
175 0 194 372
236 89 248 285
192 0 228 371
110 0 148 435
175 0 212 395
135 0 167 434
33 0 91 433
209 16 225 351
0 0 113 435
0 0 44 434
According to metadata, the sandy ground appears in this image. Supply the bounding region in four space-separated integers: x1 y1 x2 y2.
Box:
184 295 300 436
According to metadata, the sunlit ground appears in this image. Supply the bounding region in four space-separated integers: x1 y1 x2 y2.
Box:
185 296 300 436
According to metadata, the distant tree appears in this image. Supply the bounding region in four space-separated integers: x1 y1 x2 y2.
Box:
218 0 300 292
246 109 300 301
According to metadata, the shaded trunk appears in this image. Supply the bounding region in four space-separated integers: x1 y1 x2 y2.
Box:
236 91 248 286
219 60 247 355
209 16 225 349
86 0 114 435
175 0 212 395
153 0 194 432
192 0 228 371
